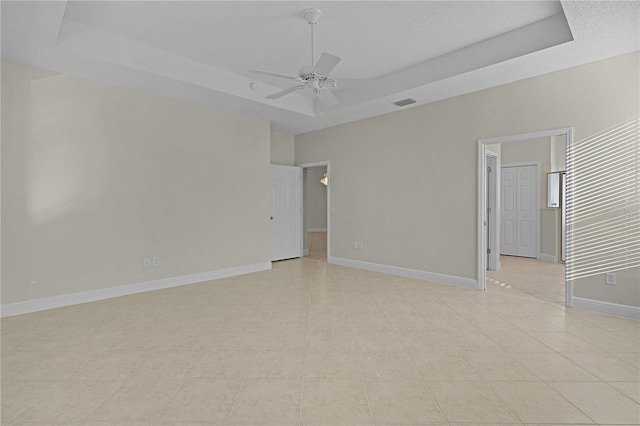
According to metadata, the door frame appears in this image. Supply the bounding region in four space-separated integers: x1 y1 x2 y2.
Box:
486 151 499 271
298 161 331 260
500 161 541 259
477 127 573 308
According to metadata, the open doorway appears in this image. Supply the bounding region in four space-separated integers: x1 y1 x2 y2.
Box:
299 161 330 262
478 128 573 307
486 151 499 271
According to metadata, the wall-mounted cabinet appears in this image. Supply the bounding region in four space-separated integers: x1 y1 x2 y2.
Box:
547 172 561 207
547 171 566 262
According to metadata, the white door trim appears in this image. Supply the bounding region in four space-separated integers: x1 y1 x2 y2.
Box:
298 161 331 260
477 127 574 308
486 151 499 271
501 161 541 259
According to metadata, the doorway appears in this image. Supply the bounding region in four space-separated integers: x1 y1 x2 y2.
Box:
298 161 330 261
478 128 573 307
486 151 499 270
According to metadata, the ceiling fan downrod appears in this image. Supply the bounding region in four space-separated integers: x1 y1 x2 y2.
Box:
303 9 322 67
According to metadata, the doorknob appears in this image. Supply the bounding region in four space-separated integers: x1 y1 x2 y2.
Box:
270 216 273 220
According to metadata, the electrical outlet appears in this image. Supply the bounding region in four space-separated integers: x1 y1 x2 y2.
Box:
153 257 160 266
143 258 151 268
357 242 363 250
605 272 616 285
352 242 358 249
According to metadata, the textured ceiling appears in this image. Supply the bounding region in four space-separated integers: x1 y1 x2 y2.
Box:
2 1 639 134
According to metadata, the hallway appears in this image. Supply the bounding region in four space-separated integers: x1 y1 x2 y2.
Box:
487 255 565 305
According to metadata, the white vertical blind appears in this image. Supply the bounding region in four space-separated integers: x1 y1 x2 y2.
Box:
566 116 640 280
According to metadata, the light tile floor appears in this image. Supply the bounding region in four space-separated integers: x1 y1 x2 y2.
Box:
306 231 327 261
487 255 566 305
1 257 639 425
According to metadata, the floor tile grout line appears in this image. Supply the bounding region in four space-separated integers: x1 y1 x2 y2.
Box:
537 380 603 425
370 285 450 425
483 379 533 425
601 380 640 405
150 374 190 425
342 282 377 426
221 303 268 424
298 271 313 426
149 348 208 425
78 347 163 425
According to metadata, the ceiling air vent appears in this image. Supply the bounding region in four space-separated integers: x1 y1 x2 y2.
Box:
393 98 416 107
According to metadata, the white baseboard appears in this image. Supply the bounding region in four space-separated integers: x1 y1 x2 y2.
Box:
0 262 272 318
307 228 327 232
328 256 477 290
572 297 640 320
539 253 557 263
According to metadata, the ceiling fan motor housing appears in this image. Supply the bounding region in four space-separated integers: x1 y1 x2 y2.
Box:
298 66 317 80
303 9 322 25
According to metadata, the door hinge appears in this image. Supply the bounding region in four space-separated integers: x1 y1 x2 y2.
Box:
487 248 491 254
487 166 492 172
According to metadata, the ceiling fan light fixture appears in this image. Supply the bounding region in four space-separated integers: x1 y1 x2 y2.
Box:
320 170 328 186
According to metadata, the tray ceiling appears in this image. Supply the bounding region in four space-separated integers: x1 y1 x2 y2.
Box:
2 1 638 134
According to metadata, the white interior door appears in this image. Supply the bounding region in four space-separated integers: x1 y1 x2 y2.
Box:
271 165 302 261
501 165 537 258
516 166 537 257
501 168 517 256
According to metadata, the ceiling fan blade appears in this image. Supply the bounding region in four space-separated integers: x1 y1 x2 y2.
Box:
316 88 339 107
249 69 300 80
265 85 306 100
313 53 342 75
337 78 382 90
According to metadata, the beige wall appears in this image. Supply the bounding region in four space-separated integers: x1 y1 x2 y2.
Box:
1 61 271 305
551 135 567 172
270 131 295 166
304 167 328 230
295 52 640 306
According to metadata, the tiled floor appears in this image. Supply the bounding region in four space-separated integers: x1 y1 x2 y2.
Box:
487 255 566 305
1 257 639 425
307 231 327 261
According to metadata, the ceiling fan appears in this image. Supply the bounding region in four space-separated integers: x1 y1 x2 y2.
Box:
249 9 380 107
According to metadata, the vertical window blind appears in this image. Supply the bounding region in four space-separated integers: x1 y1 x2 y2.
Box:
566 116 640 281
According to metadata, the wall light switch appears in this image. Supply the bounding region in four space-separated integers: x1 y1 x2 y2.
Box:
153 257 160 266
143 258 151 267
